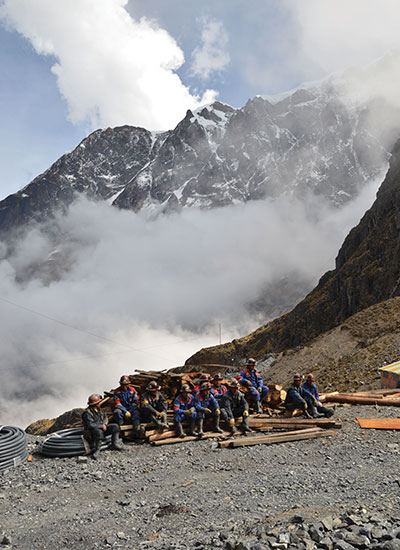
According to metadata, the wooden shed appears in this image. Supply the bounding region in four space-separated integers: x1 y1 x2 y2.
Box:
380 361 400 389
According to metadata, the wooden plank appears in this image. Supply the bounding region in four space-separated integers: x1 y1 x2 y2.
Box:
151 431 233 446
227 428 339 448
247 418 341 429
320 395 400 406
320 389 400 401
219 428 324 448
218 427 320 448
356 417 400 429
148 430 177 442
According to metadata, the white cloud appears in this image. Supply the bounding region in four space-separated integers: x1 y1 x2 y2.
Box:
0 175 382 427
287 0 400 75
191 17 230 79
0 0 217 131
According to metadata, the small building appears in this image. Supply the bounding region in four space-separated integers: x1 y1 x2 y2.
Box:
379 361 400 389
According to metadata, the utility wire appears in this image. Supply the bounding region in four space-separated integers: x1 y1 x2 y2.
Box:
0 294 227 372
0 295 134 350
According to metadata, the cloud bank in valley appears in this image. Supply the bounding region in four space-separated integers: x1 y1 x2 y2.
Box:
0 175 382 427
0 0 217 131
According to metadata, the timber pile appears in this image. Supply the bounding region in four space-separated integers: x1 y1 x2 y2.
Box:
320 388 400 407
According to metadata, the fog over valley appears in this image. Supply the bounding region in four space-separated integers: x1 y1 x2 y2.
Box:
0 178 381 426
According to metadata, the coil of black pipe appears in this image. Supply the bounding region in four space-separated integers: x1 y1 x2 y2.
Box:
0 425 28 472
39 427 111 458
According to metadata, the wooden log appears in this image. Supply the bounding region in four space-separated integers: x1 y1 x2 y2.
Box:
247 418 341 429
355 388 400 395
135 369 165 378
220 428 339 448
320 389 400 402
148 430 177 442
151 431 233 446
265 383 287 408
319 395 400 406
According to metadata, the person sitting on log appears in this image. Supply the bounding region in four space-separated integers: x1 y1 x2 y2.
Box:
302 373 334 418
220 379 252 435
140 380 169 429
194 382 223 436
284 373 321 418
173 383 197 438
113 375 143 437
82 393 123 459
193 373 211 396
211 373 228 401
238 358 269 413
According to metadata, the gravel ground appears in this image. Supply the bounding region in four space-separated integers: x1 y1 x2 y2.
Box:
1 405 400 549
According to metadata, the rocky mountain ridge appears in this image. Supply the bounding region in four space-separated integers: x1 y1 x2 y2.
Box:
186 137 400 366
1 75 399 237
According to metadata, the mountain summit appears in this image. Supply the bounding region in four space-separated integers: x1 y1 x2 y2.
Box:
1 76 399 236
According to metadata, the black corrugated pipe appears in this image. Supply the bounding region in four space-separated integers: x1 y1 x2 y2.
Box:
39 427 111 458
0 425 28 472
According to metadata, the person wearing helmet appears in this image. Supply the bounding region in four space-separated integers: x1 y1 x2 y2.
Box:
238 358 269 414
113 375 142 437
194 382 223 436
284 373 315 419
193 373 211 396
211 373 228 401
220 379 251 435
82 393 123 459
140 380 169 429
302 373 334 418
173 384 197 438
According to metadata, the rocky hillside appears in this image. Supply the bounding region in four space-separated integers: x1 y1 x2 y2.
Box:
186 139 400 366
1 75 398 237
262 296 400 392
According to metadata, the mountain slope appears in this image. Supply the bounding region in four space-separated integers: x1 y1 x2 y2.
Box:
186 138 400 365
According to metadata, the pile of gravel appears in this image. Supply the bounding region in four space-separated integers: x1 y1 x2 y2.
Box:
214 506 400 550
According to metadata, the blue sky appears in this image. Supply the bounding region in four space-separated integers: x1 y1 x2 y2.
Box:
1 0 400 200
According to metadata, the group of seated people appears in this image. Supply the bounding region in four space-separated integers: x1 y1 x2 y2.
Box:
81 359 333 459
